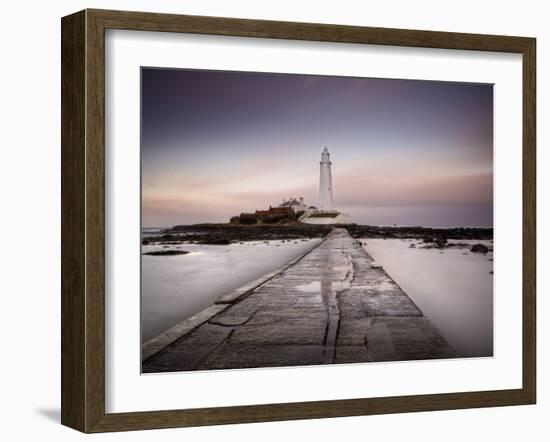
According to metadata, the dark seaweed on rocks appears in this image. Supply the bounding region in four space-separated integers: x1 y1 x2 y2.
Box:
143 250 190 256
144 224 493 245
470 243 490 253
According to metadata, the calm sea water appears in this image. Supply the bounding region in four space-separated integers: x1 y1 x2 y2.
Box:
141 238 321 343
364 238 493 358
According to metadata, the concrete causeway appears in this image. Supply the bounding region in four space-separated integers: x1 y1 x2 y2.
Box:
142 228 455 372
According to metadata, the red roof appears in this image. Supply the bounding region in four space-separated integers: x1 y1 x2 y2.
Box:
255 206 292 216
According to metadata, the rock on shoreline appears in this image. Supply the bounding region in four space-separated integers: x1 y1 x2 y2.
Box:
471 243 490 253
143 250 190 256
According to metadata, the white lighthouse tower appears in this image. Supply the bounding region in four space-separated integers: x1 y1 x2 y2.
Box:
299 146 352 225
319 146 334 210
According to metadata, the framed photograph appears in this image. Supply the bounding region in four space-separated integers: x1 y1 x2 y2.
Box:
61 9 536 432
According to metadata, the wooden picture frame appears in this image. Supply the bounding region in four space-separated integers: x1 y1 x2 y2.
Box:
61 8 536 433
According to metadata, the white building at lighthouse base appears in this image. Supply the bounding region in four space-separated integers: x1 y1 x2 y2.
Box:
300 210 352 225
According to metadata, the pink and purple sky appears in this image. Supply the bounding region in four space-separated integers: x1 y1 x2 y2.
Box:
141 68 493 227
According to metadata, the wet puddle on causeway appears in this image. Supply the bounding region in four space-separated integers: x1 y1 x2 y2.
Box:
294 254 354 364
296 280 350 293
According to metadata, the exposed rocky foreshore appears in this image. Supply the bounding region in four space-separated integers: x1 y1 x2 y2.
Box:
142 223 493 246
